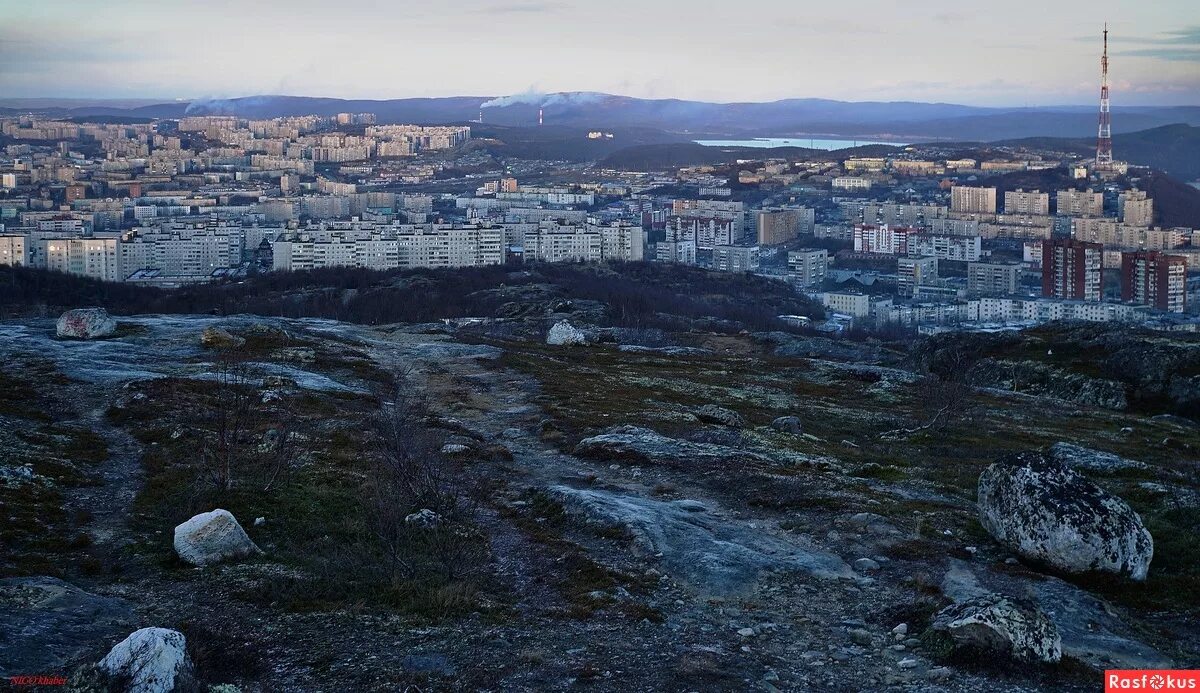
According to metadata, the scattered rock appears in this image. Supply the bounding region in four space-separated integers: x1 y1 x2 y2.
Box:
931 593 1062 663
200 326 245 350
173 509 262 567
546 320 587 346
897 658 919 670
694 405 745 428
97 627 194 693
769 416 802 434
977 451 1153 580
1045 442 1147 473
405 509 444 528
253 517 266 527
441 443 473 456
853 558 881 572
892 623 908 635
55 308 116 340
848 628 873 646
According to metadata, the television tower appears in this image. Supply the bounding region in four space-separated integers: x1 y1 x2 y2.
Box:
1095 24 1113 169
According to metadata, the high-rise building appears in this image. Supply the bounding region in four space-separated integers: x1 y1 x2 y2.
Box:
967 262 1021 296
787 249 828 288
897 256 938 297
1119 190 1154 227
1057 189 1104 217
1121 251 1186 313
1003 189 1049 215
756 207 814 246
1042 238 1102 301
950 186 997 214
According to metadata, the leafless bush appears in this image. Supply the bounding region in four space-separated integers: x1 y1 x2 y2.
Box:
199 354 297 493
369 376 485 585
882 344 980 440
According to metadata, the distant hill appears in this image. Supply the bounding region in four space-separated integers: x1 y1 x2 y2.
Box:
4 93 1198 142
994 124 1200 181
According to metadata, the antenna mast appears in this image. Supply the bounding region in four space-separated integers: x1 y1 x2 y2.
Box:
1096 24 1113 169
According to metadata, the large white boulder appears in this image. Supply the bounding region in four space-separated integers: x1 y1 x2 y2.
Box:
931 594 1062 663
546 320 587 346
97 627 193 693
978 451 1153 580
173 509 261 567
56 308 117 340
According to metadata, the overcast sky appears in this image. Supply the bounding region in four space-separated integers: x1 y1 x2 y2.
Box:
1 0 1197 106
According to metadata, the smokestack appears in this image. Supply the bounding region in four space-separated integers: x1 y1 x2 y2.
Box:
478 109 483 123
538 108 543 126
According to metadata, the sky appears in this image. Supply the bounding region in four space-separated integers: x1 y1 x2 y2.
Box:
1 0 1198 106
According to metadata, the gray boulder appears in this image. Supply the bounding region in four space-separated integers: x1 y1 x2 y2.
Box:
173 509 261 567
546 320 587 346
931 594 1062 663
56 308 116 340
770 416 802 434
1046 442 1147 473
97 627 194 693
977 451 1153 580
694 405 745 428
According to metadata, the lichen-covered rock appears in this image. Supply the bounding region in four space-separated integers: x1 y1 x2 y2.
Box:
574 425 770 465
56 308 116 340
200 326 245 350
931 594 1062 663
173 509 261 567
694 405 745 428
546 320 587 346
770 416 802 434
978 451 1153 580
97 627 194 693
1046 442 1147 473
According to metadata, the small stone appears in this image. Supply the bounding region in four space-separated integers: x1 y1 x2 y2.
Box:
897 658 919 670
253 517 265 527
891 623 908 635
853 558 881 572
737 627 756 637
848 629 872 646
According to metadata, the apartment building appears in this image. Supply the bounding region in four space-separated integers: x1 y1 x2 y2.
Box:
950 186 997 214
967 262 1021 296
1056 189 1104 217
787 249 828 288
897 256 938 297
1042 238 1102 302
1121 251 1187 313
1003 189 1050 215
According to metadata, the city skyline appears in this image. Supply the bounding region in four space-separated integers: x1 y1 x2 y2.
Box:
1 0 1199 106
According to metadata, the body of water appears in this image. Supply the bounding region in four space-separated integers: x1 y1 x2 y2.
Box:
694 137 908 150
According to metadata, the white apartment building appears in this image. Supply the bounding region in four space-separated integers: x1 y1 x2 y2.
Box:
0 235 27 266
897 256 938 297
907 233 982 262
950 186 997 214
40 238 120 282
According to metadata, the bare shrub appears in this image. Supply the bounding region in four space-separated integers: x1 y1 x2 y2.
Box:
369 377 485 586
198 354 297 493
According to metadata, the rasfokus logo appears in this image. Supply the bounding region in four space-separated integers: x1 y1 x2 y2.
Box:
1106 671 1200 691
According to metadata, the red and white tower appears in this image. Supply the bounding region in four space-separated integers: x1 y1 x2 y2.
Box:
1095 24 1113 169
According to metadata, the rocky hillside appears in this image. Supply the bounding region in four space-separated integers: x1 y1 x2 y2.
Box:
1 266 1197 691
